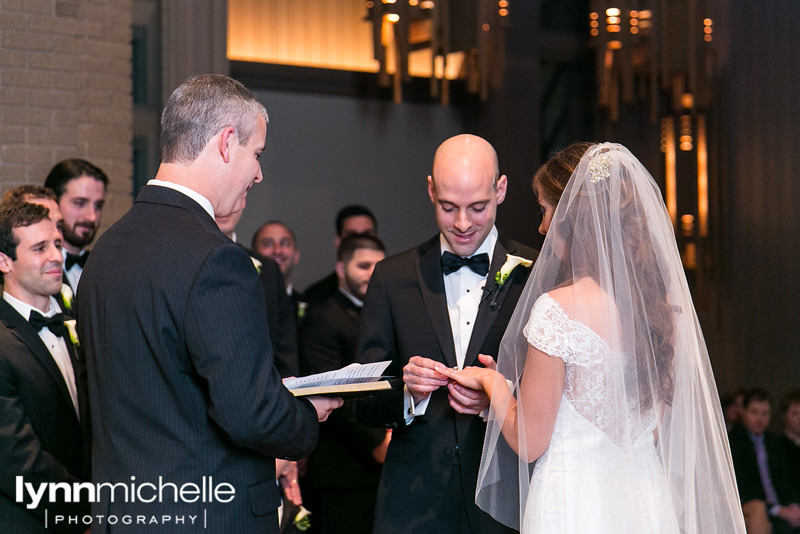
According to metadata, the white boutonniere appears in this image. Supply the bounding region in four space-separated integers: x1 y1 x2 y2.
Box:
483 254 534 308
296 301 308 321
494 254 534 286
60 284 74 312
250 256 262 274
292 505 312 531
64 319 80 349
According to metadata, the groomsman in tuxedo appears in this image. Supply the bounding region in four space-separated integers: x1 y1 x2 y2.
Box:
252 219 305 317
44 159 108 294
0 201 90 534
355 134 536 534
303 205 379 310
217 202 300 377
300 234 390 534
77 74 341 533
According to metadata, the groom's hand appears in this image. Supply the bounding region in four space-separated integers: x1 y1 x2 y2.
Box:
404 356 449 404
447 354 496 414
447 381 490 414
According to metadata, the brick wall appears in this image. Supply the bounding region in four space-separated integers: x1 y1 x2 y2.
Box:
0 0 133 234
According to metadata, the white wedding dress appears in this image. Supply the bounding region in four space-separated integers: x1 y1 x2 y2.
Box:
520 293 680 533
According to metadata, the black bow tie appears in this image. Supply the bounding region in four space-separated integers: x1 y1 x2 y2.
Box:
65 251 88 271
441 251 490 276
29 311 66 338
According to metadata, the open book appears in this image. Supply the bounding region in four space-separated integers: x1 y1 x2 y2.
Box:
284 360 392 398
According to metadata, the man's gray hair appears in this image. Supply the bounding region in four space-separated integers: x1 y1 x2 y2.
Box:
160 74 268 164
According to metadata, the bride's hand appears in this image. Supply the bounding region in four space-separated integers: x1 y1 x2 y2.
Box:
435 365 494 392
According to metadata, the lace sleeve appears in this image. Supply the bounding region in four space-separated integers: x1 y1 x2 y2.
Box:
522 293 575 364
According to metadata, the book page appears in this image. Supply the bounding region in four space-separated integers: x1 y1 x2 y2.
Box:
284 360 391 390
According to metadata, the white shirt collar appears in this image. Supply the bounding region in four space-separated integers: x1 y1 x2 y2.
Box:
439 225 498 258
147 179 215 219
3 292 61 319
338 287 364 308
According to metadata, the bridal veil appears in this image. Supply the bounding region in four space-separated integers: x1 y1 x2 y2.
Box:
477 143 745 532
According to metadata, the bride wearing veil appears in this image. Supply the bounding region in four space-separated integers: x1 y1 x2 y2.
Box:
437 143 745 533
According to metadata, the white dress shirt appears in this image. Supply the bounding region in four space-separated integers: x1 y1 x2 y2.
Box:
62 249 88 291
4 292 80 417
404 227 498 423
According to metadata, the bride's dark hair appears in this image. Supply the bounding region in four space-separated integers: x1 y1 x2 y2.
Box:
534 142 675 408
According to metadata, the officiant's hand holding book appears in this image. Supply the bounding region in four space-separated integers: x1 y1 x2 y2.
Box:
284 361 393 399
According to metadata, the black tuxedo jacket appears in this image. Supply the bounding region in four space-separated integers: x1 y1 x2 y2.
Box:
299 290 385 489
0 300 90 534
77 185 319 533
245 248 299 378
302 271 338 310
355 234 536 534
729 424 800 505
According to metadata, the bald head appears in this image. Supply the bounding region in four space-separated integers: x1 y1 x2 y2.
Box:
427 134 507 257
430 134 500 192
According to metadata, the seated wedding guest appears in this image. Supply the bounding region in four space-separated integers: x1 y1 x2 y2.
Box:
77 73 341 533
303 204 378 309
217 201 299 377
0 201 90 534
723 387 747 431
253 220 304 315
299 234 390 534
44 159 107 294
730 388 800 534
781 390 800 494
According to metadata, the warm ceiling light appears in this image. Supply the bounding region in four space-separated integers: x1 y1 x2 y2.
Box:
606 8 621 17
383 13 400 22
498 0 509 7
607 40 622 49
498 8 508 16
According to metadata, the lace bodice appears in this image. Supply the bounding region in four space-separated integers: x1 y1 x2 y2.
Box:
523 293 610 430
523 293 654 443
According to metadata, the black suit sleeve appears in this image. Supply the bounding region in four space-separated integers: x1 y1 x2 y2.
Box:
0 358 88 532
185 244 318 459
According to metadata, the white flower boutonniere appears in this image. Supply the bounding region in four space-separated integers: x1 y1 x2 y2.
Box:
64 319 80 349
250 256 263 274
484 254 534 308
60 284 74 312
494 254 534 286
292 505 312 531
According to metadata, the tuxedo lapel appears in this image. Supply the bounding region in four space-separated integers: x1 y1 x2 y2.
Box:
65 331 88 424
0 301 81 422
464 236 517 367
415 238 458 368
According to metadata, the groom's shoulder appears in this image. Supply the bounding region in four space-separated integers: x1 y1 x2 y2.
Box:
378 235 439 272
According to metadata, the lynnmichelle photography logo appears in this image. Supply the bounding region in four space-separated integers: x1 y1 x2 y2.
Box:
16 476 235 529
